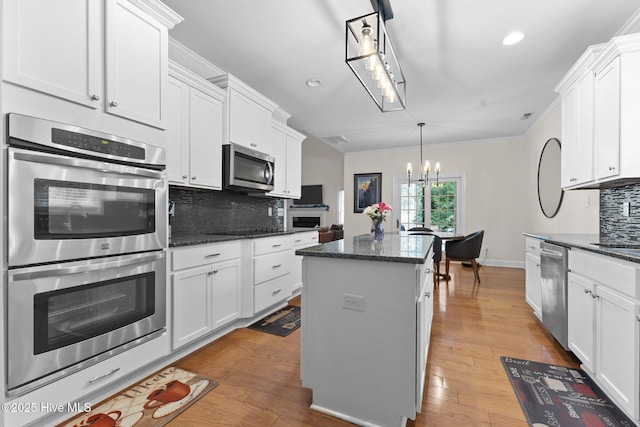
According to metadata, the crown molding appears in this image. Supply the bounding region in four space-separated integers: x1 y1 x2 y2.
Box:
127 0 183 29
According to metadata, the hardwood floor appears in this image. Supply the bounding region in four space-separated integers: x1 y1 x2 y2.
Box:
170 263 580 426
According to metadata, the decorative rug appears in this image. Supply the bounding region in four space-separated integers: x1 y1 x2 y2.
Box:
248 305 301 336
59 367 217 427
501 356 635 427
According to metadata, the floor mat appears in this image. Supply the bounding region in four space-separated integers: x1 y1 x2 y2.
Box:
248 305 300 336
501 356 635 426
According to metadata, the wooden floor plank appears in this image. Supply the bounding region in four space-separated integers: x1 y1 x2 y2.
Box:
165 262 579 426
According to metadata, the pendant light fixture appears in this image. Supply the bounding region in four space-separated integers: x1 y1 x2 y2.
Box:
345 2 406 112
407 123 441 188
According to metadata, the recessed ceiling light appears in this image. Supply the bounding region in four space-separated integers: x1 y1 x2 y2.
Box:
306 78 322 88
503 31 524 46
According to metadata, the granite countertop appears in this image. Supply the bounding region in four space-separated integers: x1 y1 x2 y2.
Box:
169 228 316 248
523 232 640 263
295 233 434 264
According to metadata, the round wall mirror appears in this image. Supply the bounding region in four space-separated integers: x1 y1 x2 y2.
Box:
537 138 563 218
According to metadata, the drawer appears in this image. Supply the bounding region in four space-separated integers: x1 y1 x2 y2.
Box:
254 235 293 255
525 237 541 255
171 241 241 271
254 274 293 313
254 250 293 284
292 231 319 247
569 249 640 299
5 333 169 427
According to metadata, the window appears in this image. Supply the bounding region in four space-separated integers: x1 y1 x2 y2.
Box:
394 176 465 233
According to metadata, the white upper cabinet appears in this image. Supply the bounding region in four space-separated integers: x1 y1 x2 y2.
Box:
208 74 278 154
269 122 305 199
555 44 602 189
592 33 640 185
3 0 101 107
2 0 182 129
557 33 640 189
166 61 226 190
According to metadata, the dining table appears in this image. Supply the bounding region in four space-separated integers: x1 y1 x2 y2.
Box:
408 230 465 280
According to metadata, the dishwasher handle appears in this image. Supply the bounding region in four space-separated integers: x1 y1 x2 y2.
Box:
540 248 565 258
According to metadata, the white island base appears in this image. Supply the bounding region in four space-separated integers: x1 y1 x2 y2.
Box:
298 234 434 427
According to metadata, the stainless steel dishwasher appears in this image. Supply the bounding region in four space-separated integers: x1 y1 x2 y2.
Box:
539 242 569 350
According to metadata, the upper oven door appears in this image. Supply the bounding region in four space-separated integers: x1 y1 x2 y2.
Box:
8 147 167 267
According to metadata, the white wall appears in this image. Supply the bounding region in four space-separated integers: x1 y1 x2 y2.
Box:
343 137 527 266
299 134 345 226
522 101 599 235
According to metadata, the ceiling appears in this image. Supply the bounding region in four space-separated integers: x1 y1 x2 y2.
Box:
162 0 639 153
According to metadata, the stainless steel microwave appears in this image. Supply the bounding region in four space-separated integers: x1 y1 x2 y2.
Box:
223 143 275 192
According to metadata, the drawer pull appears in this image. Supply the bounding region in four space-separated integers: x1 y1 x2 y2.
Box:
272 288 282 295
272 244 282 248
205 253 221 258
88 368 120 384
272 264 282 269
295 239 302 243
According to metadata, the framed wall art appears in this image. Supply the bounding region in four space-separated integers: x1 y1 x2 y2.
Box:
353 173 382 213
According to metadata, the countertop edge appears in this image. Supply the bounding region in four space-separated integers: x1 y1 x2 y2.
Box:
169 229 316 248
523 232 640 263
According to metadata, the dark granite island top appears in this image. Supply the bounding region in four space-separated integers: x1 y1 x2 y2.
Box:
295 233 434 264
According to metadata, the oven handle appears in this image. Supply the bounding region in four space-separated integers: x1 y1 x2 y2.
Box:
13 152 164 179
12 252 164 281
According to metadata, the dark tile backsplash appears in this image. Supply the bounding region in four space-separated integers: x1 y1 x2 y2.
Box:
600 183 640 243
169 186 284 238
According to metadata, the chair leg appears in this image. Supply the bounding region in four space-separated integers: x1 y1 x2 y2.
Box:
472 259 480 283
445 259 450 282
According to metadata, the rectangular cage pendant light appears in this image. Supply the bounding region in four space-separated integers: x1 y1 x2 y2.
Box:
346 11 406 112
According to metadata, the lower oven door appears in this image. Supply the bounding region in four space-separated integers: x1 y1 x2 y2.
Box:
7 251 166 394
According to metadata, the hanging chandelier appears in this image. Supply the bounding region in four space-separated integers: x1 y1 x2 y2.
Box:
407 123 441 188
345 7 406 112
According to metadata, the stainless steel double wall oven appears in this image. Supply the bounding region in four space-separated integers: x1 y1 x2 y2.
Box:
6 113 168 396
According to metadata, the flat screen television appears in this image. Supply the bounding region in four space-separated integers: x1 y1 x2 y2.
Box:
294 185 323 205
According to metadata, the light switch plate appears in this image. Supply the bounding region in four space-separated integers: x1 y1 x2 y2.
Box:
623 202 630 217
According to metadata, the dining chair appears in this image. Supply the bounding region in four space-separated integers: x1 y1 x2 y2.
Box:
444 230 484 283
407 226 433 232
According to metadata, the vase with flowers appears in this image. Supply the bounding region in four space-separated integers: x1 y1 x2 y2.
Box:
363 202 392 242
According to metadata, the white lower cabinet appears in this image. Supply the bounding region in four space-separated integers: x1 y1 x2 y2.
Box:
291 231 320 292
253 235 294 313
524 237 542 319
567 250 640 422
171 242 241 349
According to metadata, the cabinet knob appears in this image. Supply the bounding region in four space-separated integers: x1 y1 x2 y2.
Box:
212 270 218 275
583 289 591 295
636 315 640 322
207 271 213 276
251 143 257 148
182 175 187 179
570 178 577 182
110 101 118 107
608 166 616 171
591 293 600 299
91 94 100 101
425 291 431 298
192 176 196 180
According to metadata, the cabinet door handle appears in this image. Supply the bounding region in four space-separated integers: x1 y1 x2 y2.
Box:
110 101 118 107
182 175 187 179
272 288 282 295
536 264 540 267
191 176 197 180
425 291 431 298
207 271 213 276
272 264 282 269
212 270 218 274
636 315 640 322
583 289 591 295
205 253 221 258
91 94 100 101
88 368 120 384
591 293 600 299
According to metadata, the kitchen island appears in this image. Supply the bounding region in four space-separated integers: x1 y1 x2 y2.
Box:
296 233 434 427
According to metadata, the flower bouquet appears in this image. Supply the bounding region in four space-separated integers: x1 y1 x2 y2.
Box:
363 202 392 241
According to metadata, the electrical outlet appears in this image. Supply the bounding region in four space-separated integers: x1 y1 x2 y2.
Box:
343 294 365 312
623 202 630 217
268 207 272 216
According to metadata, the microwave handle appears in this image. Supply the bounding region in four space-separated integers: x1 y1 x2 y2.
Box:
11 252 164 281
13 151 164 179
266 161 274 185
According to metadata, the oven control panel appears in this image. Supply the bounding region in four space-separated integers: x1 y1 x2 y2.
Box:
52 128 145 160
